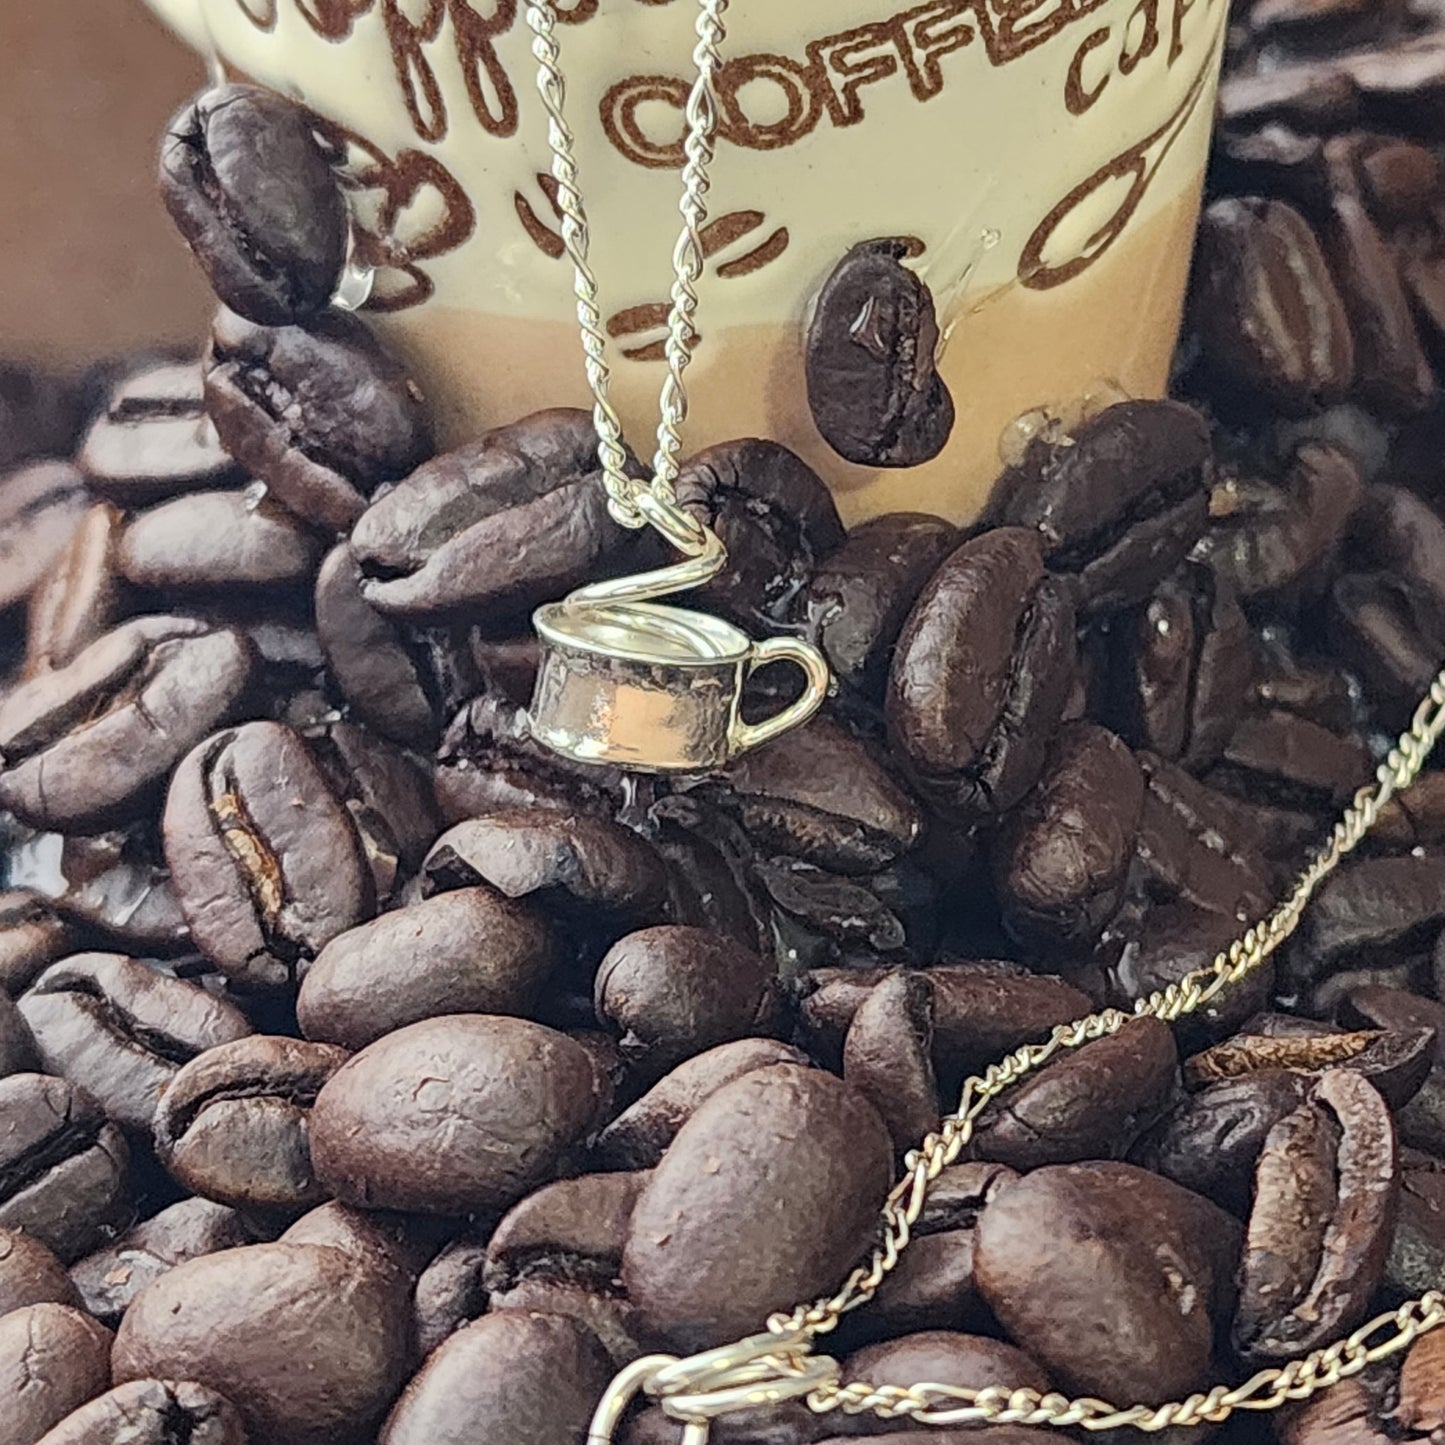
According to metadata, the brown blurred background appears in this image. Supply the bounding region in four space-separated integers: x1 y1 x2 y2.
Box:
2 5 213 368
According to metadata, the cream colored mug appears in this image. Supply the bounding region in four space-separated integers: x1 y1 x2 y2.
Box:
140 0 1229 525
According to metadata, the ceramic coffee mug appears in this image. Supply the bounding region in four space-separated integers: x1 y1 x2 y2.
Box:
140 0 1229 524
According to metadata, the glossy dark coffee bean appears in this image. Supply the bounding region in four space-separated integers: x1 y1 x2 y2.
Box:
799 513 960 701
0 461 89 614
421 809 667 958
706 718 924 875
310 1014 604 1214
163 721 375 990
1138 1070 1313 1214
991 722 1142 954
25 502 126 676
1192 196 1356 412
0 893 75 997
0 1227 77 1316
112 1241 411 1445
1097 561 1254 769
0 616 256 832
592 1038 810 1171
350 409 639 621
18 952 252 1132
69 1196 254 1326
970 1016 1179 1170
0 1073 130 1262
77 362 242 505
671 438 843 628
1329 569 1445 715
1207 708 1373 820
986 400 1212 613
887 528 1077 825
483 1171 651 1362
843 971 939 1154
205 307 432 532
118 490 322 596
1298 853 1445 978
379 1310 615 1445
624 1063 893 1350
33 1380 248 1445
1199 443 1364 604
594 925 781 1081
297 887 556 1051
313 543 443 748
0 991 36 1077
1234 1070 1398 1359
0 1303 113 1445
1387 1149 1445 1301
160 85 347 326
155 1035 348 1214
806 239 955 468
974 1162 1241 1403
1341 986 1445 1157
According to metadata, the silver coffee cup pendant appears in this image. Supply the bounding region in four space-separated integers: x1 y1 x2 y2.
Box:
531 596 830 773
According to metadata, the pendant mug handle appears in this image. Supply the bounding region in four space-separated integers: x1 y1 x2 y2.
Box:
729 636 832 757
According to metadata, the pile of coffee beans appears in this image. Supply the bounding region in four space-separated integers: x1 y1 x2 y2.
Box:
1 15 1445 1440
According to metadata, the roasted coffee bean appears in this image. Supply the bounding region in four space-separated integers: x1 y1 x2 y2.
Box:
991 722 1142 954
118 490 321 596
624 1063 892 1350
838 1333 1051 1437
594 926 781 1081
1185 1026 1436 1108
1251 629 1359 733
0 617 256 833
986 400 1212 612
350 409 639 621
1321 141 1436 416
1297 853 1445 977
797 961 1092 1081
974 1162 1241 1403
969 1016 1179 1170
0 364 84 472
297 887 556 1051
379 1310 615 1445
313 544 443 748
1097 561 1254 769
752 856 919 968
0 1228 77 1315
10 830 192 960
1192 196 1356 412
861 1162 1019 1340
34 1380 248 1445
0 992 36 1076
70 1196 254 1326
705 719 924 875
805 239 955 468
154 1035 347 1214
17 952 252 1132
1386 1148 1445 1301
1207 708 1373 818
592 1038 810 1171
1200 443 1365 604
25 502 126 676
280 1200 443 1285
1348 484 1445 616
1234 1070 1398 1359
843 971 939 1154
0 462 89 615
1329 569 1445 713
311 1014 604 1214
0 1073 130 1262
78 362 242 505
160 85 347 326
483 1171 651 1361
206 308 432 532
670 439 843 628
1133 752 1275 921
412 1232 490 1359
112 1241 411 1445
421 809 667 957
799 513 960 701
0 1303 112 1445
1138 1070 1314 1213
0 893 74 997
163 721 375 990
887 528 1077 825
